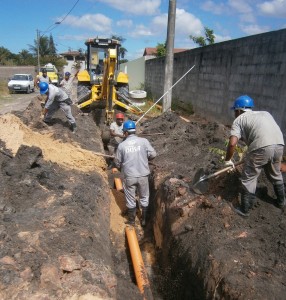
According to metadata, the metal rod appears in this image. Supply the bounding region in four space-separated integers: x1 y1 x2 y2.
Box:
135 64 196 124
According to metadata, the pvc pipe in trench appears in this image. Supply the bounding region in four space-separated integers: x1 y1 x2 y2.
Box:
114 177 123 191
125 226 153 299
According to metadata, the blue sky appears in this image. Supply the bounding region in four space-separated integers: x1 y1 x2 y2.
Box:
1 0 286 60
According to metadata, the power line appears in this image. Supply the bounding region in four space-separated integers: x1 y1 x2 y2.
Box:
55 0 80 25
41 0 80 35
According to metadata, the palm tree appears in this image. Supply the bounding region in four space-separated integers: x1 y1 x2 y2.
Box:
28 35 50 57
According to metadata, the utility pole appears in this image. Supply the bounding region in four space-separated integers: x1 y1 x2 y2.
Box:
37 29 40 72
163 0 176 112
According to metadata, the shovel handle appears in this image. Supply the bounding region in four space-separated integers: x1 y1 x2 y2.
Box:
208 160 244 179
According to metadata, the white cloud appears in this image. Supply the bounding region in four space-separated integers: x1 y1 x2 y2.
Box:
58 34 89 41
97 0 161 15
240 24 270 35
63 14 113 33
214 33 232 43
201 1 227 15
176 9 204 36
129 24 154 38
258 0 286 17
150 9 204 38
116 19 133 28
228 0 252 14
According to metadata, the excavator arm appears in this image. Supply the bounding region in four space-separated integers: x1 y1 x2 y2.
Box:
77 38 142 124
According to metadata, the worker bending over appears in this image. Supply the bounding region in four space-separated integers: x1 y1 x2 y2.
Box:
225 95 285 217
115 120 157 226
39 82 77 133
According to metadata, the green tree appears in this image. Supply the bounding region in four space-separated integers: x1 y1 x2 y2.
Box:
28 35 50 57
156 42 167 57
190 27 215 47
49 34 57 56
111 35 128 61
16 49 35 65
0 46 13 65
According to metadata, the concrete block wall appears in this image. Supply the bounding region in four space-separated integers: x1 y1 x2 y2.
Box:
145 29 286 136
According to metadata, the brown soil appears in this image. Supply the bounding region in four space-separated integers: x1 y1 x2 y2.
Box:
0 97 285 299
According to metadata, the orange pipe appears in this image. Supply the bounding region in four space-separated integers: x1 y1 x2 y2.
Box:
114 177 123 191
125 226 153 299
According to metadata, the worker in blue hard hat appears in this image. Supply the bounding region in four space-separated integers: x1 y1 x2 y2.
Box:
225 95 285 217
115 120 157 227
39 82 77 132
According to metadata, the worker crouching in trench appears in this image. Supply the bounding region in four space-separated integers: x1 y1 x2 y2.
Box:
114 120 157 227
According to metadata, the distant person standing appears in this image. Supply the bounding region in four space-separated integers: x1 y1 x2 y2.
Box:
39 82 77 132
35 68 51 87
115 120 157 227
60 70 79 103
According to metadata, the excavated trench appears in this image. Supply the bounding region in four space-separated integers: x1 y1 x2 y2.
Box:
1 97 286 299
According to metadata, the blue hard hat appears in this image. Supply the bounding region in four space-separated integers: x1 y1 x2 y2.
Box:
231 95 254 110
39 82 49 94
65 72 71 76
123 120 136 132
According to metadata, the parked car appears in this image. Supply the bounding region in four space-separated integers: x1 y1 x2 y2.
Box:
8 74 35 94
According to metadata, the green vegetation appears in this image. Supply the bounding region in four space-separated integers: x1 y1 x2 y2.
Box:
209 139 247 162
190 27 215 47
155 42 167 57
0 80 9 96
0 34 128 70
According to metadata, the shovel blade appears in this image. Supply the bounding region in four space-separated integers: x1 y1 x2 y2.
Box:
192 168 209 194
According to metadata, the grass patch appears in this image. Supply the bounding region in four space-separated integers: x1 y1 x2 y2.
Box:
0 80 10 98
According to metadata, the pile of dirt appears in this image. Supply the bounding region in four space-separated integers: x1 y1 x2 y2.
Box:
137 111 286 299
0 98 141 299
0 97 285 299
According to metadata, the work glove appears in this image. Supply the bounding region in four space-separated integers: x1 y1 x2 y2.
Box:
224 160 235 171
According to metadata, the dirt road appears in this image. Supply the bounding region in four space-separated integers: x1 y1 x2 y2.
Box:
0 91 36 115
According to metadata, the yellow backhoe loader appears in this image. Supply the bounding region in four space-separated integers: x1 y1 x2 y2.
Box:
76 38 143 125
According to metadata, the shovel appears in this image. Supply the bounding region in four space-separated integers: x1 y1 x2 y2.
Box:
192 160 244 195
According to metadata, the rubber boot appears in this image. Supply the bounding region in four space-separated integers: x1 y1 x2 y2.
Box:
141 206 148 227
126 208 136 226
71 123 77 133
234 190 254 217
273 184 286 208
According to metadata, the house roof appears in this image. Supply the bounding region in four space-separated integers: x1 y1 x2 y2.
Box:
143 47 188 56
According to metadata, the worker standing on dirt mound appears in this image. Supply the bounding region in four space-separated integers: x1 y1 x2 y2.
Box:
115 120 157 226
39 82 77 132
60 71 79 103
225 95 285 217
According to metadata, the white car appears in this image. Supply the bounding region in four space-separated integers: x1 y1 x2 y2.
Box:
8 74 35 94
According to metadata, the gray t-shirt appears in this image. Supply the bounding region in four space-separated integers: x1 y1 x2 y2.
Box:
45 84 70 109
37 75 50 84
115 135 157 178
230 111 284 152
109 121 123 146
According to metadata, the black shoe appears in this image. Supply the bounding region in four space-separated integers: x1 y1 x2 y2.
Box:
234 206 250 217
71 123 77 132
43 119 53 126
